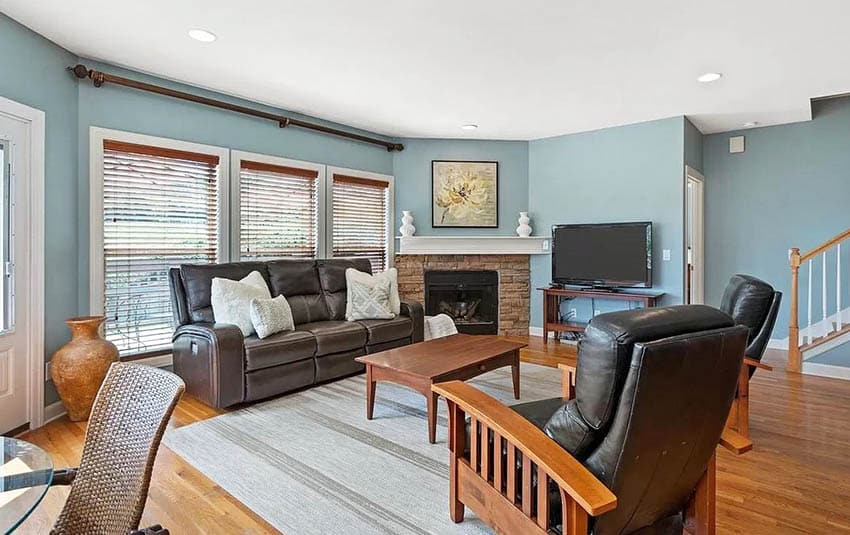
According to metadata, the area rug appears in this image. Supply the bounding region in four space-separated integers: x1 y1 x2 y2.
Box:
163 363 562 535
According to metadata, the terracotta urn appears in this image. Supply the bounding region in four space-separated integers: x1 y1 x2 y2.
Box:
50 316 119 421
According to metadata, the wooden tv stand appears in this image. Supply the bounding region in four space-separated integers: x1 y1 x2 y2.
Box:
539 286 665 344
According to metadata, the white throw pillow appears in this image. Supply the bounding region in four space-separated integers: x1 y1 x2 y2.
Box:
211 271 271 336
345 269 395 320
250 295 295 339
345 267 400 319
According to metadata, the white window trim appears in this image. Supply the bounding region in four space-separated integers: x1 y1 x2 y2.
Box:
0 96 45 429
326 166 395 268
230 150 327 260
89 127 230 362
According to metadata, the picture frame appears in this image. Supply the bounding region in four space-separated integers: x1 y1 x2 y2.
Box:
431 160 499 228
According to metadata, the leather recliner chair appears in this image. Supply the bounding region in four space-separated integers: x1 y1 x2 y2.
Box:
436 305 750 534
168 257 424 408
718 274 782 437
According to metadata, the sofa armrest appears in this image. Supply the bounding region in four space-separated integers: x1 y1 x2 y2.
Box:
172 323 245 408
400 300 425 343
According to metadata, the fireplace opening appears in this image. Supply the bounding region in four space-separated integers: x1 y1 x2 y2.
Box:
424 270 499 335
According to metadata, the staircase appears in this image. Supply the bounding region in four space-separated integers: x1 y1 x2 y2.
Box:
788 228 850 373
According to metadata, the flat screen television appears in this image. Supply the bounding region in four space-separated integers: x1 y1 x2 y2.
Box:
551 222 652 288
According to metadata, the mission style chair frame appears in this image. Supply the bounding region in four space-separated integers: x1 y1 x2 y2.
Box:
433 368 752 535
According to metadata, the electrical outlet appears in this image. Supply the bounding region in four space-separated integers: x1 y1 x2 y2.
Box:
595 309 602 316
45 361 51 379
570 308 577 319
662 249 671 261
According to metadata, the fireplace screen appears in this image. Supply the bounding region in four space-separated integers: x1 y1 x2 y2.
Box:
424 270 498 335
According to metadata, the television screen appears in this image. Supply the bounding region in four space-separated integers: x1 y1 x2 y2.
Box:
552 222 652 288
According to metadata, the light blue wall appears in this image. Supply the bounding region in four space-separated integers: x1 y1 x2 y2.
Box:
528 117 686 327
703 97 850 338
684 118 704 172
1 14 397 405
392 139 528 235
0 14 80 405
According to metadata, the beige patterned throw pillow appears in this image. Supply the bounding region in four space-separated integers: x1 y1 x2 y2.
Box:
250 295 295 339
345 267 400 319
345 268 395 320
210 271 271 336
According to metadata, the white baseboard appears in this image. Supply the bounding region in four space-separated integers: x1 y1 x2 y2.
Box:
768 338 788 350
802 362 850 381
528 326 548 338
43 400 67 424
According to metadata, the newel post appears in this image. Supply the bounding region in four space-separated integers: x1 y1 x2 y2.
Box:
788 248 802 373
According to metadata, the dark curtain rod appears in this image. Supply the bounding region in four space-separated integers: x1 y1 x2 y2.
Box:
69 64 404 152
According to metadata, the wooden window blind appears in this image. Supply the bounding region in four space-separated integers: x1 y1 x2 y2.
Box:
239 160 319 259
331 174 390 272
102 140 220 357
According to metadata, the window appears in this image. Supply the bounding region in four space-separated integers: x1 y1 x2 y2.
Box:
330 172 391 272
239 159 319 259
100 139 223 357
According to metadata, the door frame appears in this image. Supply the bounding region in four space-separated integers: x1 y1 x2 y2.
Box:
0 96 45 430
684 165 705 304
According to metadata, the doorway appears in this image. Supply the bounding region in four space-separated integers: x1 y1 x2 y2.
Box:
685 166 705 305
0 98 44 433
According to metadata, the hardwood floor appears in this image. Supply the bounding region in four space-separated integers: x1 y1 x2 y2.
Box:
16 338 850 534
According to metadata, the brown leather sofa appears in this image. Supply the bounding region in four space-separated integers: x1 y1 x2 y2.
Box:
168 257 424 408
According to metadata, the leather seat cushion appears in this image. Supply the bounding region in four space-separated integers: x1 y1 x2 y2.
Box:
510 397 568 430
296 320 367 356
357 316 413 345
243 330 316 371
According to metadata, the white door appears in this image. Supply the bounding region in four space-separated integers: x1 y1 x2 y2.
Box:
685 167 705 304
0 115 31 433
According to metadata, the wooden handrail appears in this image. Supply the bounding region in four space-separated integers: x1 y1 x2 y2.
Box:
799 228 850 263
788 227 850 373
433 380 618 516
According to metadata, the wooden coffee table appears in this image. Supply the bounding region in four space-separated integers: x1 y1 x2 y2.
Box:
355 334 527 443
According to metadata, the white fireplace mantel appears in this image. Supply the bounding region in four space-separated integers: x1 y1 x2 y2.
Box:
396 235 551 255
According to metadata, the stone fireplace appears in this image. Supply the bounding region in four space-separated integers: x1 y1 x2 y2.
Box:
395 254 530 336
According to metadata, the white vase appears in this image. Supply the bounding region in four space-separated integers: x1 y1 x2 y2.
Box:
399 211 416 237
516 211 532 237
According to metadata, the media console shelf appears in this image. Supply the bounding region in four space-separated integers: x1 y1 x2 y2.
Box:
539 286 665 344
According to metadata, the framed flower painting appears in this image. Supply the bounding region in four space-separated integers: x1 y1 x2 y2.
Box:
431 160 498 228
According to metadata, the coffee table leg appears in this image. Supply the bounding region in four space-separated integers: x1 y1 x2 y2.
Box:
511 354 520 400
428 391 438 444
366 365 376 420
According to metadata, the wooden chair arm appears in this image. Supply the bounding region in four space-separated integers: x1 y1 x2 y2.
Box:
432 380 617 516
558 363 577 400
744 357 772 371
719 428 752 454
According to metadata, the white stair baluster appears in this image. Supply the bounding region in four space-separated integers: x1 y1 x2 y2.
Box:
807 259 813 343
838 243 842 331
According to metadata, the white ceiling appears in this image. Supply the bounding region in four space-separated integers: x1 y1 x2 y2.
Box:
3 0 849 140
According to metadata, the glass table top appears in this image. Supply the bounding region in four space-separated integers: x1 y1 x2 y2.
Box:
0 437 53 534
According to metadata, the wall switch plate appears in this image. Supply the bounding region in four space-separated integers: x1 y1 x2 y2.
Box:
570 308 577 319
729 136 745 154
663 249 671 261
542 240 550 251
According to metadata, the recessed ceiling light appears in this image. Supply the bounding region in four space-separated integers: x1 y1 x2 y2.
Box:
743 121 759 128
188 29 217 43
697 72 722 83
460 124 478 131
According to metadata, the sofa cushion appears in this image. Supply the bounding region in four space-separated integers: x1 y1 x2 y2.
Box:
243 330 317 371
296 320 367 356
317 258 372 320
357 316 413 345
267 259 329 324
180 262 270 323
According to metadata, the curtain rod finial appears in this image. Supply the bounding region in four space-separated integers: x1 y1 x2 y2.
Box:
70 64 90 79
